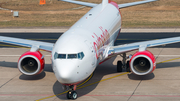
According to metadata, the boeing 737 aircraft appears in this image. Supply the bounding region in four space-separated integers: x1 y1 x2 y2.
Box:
1 0 180 100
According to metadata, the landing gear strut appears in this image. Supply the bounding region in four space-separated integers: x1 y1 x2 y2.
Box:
66 85 78 100
117 53 131 72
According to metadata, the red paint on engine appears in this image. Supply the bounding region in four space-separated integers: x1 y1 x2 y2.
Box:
130 50 156 74
18 51 45 75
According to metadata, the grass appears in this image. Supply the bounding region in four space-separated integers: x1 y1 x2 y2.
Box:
0 0 180 28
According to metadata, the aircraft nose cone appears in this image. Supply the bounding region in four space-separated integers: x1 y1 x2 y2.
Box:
58 70 72 83
54 61 77 84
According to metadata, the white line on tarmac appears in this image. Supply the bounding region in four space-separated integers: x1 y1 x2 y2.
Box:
154 55 180 57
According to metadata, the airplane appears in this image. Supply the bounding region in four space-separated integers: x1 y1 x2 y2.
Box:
1 0 180 100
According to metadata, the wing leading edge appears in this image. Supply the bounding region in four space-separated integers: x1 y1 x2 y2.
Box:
61 0 97 7
61 0 157 8
108 37 180 57
0 36 54 52
118 0 157 8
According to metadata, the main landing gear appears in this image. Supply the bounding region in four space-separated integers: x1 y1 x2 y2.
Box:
63 85 78 100
117 53 131 72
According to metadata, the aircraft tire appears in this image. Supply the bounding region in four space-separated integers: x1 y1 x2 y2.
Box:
71 91 78 100
66 91 71 99
117 61 122 72
126 61 131 72
66 91 78 100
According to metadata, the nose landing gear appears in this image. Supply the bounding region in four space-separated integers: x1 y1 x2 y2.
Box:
64 85 78 100
67 90 78 100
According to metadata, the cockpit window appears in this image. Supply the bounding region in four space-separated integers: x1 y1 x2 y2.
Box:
58 54 66 59
54 52 66 59
54 52 58 59
68 54 77 59
78 52 85 60
54 52 84 60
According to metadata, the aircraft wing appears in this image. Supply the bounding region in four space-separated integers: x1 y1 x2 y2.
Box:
108 36 180 56
61 0 157 8
118 0 157 8
0 36 54 52
61 0 97 7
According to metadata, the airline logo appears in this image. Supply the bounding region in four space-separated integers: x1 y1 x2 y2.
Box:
92 26 110 59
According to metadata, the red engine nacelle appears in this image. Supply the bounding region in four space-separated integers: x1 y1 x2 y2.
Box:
18 51 45 75
130 50 156 75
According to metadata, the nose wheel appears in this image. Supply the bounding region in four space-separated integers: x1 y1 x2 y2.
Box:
65 85 78 100
67 90 78 100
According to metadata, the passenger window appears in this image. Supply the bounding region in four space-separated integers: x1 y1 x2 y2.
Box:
78 52 85 60
68 54 77 59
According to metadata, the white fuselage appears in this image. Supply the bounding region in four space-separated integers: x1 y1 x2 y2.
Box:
52 2 121 85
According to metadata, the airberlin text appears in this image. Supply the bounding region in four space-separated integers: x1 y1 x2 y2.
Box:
92 26 110 59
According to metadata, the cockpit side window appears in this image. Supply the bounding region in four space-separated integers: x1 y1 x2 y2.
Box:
78 52 85 60
68 54 77 59
54 52 58 59
54 52 66 59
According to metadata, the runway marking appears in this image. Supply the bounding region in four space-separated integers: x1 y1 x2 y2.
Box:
0 94 53 97
1 44 180 100
36 56 180 101
76 72 129 90
1 94 180 98
36 72 129 101
0 56 180 100
35 73 94 101
83 95 180 97
157 57 180 64
0 73 20 88
155 55 180 57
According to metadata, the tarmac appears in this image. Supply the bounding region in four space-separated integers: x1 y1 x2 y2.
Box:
0 48 180 101
0 29 180 101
